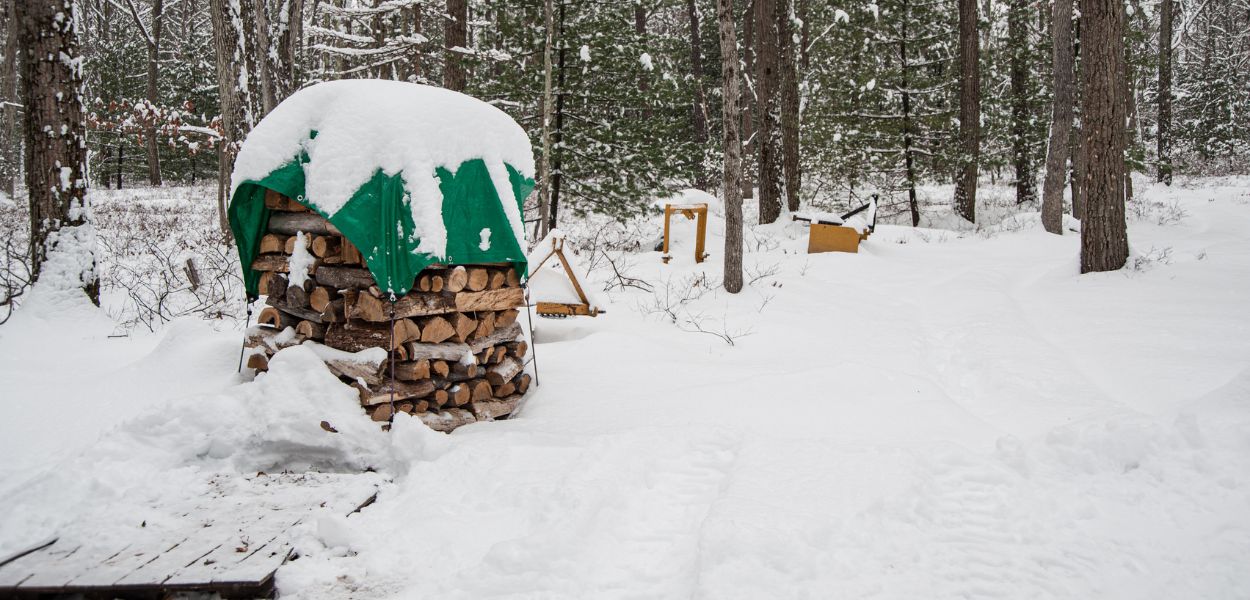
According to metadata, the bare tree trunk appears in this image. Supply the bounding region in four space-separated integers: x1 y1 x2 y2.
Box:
144 0 165 186
778 0 800 212
1156 0 1173 184
953 0 980 223
536 0 555 239
0 0 18 197
755 0 782 224
548 1 566 233
255 0 276 112
899 0 920 227
1079 0 1129 273
209 0 261 238
740 0 756 199
17 0 98 302
1042 0 1074 234
635 4 651 120
687 0 710 190
1008 0 1035 205
718 0 743 293
444 0 467 91
271 0 304 105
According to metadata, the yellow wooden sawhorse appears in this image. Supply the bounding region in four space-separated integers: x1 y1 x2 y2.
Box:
661 202 708 264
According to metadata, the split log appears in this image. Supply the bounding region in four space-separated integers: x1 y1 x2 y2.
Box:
370 403 393 422
492 381 515 398
446 266 468 292
264 189 308 212
269 211 340 236
486 356 523 386
468 379 494 402
311 236 342 258
259 234 288 254
325 320 414 352
321 298 347 323
515 373 532 394
465 267 490 291
296 320 327 340
359 378 435 406
418 409 477 432
471 395 520 420
446 383 471 406
265 296 325 323
431 360 450 378
455 288 524 313
286 281 312 308
495 308 520 327
354 290 456 321
474 348 492 365
491 346 507 364
310 286 339 313
448 361 478 381
341 240 363 265
315 265 376 290
392 359 431 381
251 254 292 273
488 271 506 290
449 313 477 343
246 352 270 371
473 311 496 340
469 322 523 353
403 342 474 363
505 340 528 359
420 316 456 343
258 306 300 330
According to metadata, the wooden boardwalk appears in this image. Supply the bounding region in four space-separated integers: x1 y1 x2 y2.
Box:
0 473 379 599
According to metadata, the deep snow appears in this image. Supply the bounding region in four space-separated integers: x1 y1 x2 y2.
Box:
1 177 1249 598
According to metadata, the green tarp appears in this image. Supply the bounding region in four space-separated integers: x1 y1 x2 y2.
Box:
230 151 534 299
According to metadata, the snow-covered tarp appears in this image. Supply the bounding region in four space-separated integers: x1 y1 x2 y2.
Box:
229 80 537 297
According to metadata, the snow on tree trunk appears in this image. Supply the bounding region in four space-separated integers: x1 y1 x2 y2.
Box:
17 0 98 303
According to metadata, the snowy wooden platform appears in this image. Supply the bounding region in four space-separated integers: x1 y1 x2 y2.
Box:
0 473 379 599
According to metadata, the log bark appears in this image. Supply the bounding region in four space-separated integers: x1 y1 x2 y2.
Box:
354 290 455 321
360 378 435 406
295 320 326 339
455 288 524 312
259 306 299 330
260 234 288 254
403 342 474 363
323 354 387 386
393 359 431 381
265 295 325 323
326 320 410 351
268 211 341 236
418 408 476 432
471 395 520 420
316 265 376 290
486 356 523 386
469 322 523 353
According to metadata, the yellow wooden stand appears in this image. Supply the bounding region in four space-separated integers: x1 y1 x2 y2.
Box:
661 203 708 264
529 235 601 318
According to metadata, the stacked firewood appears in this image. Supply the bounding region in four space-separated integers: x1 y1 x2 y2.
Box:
243 190 531 432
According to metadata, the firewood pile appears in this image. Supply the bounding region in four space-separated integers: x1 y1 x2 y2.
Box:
243 191 531 432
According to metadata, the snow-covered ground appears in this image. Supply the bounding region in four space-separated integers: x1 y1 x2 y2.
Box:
2 177 1249 598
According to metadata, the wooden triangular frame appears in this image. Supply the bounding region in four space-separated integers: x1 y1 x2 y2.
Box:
528 235 601 317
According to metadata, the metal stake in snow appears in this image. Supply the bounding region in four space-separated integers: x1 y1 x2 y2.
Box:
522 282 540 387
388 294 398 421
236 301 254 373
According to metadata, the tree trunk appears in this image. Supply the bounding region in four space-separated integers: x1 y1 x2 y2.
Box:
272 0 304 105
1156 0 1173 184
778 0 800 212
899 0 920 227
953 0 980 223
755 0 782 224
548 1 567 234
740 0 756 199
444 0 467 91
687 0 710 190
17 0 98 302
1079 0 1129 273
635 4 651 120
209 0 260 238
536 0 555 239
144 0 164 186
1 0 19 197
718 0 743 293
1042 0 1075 234
1008 0 1035 205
